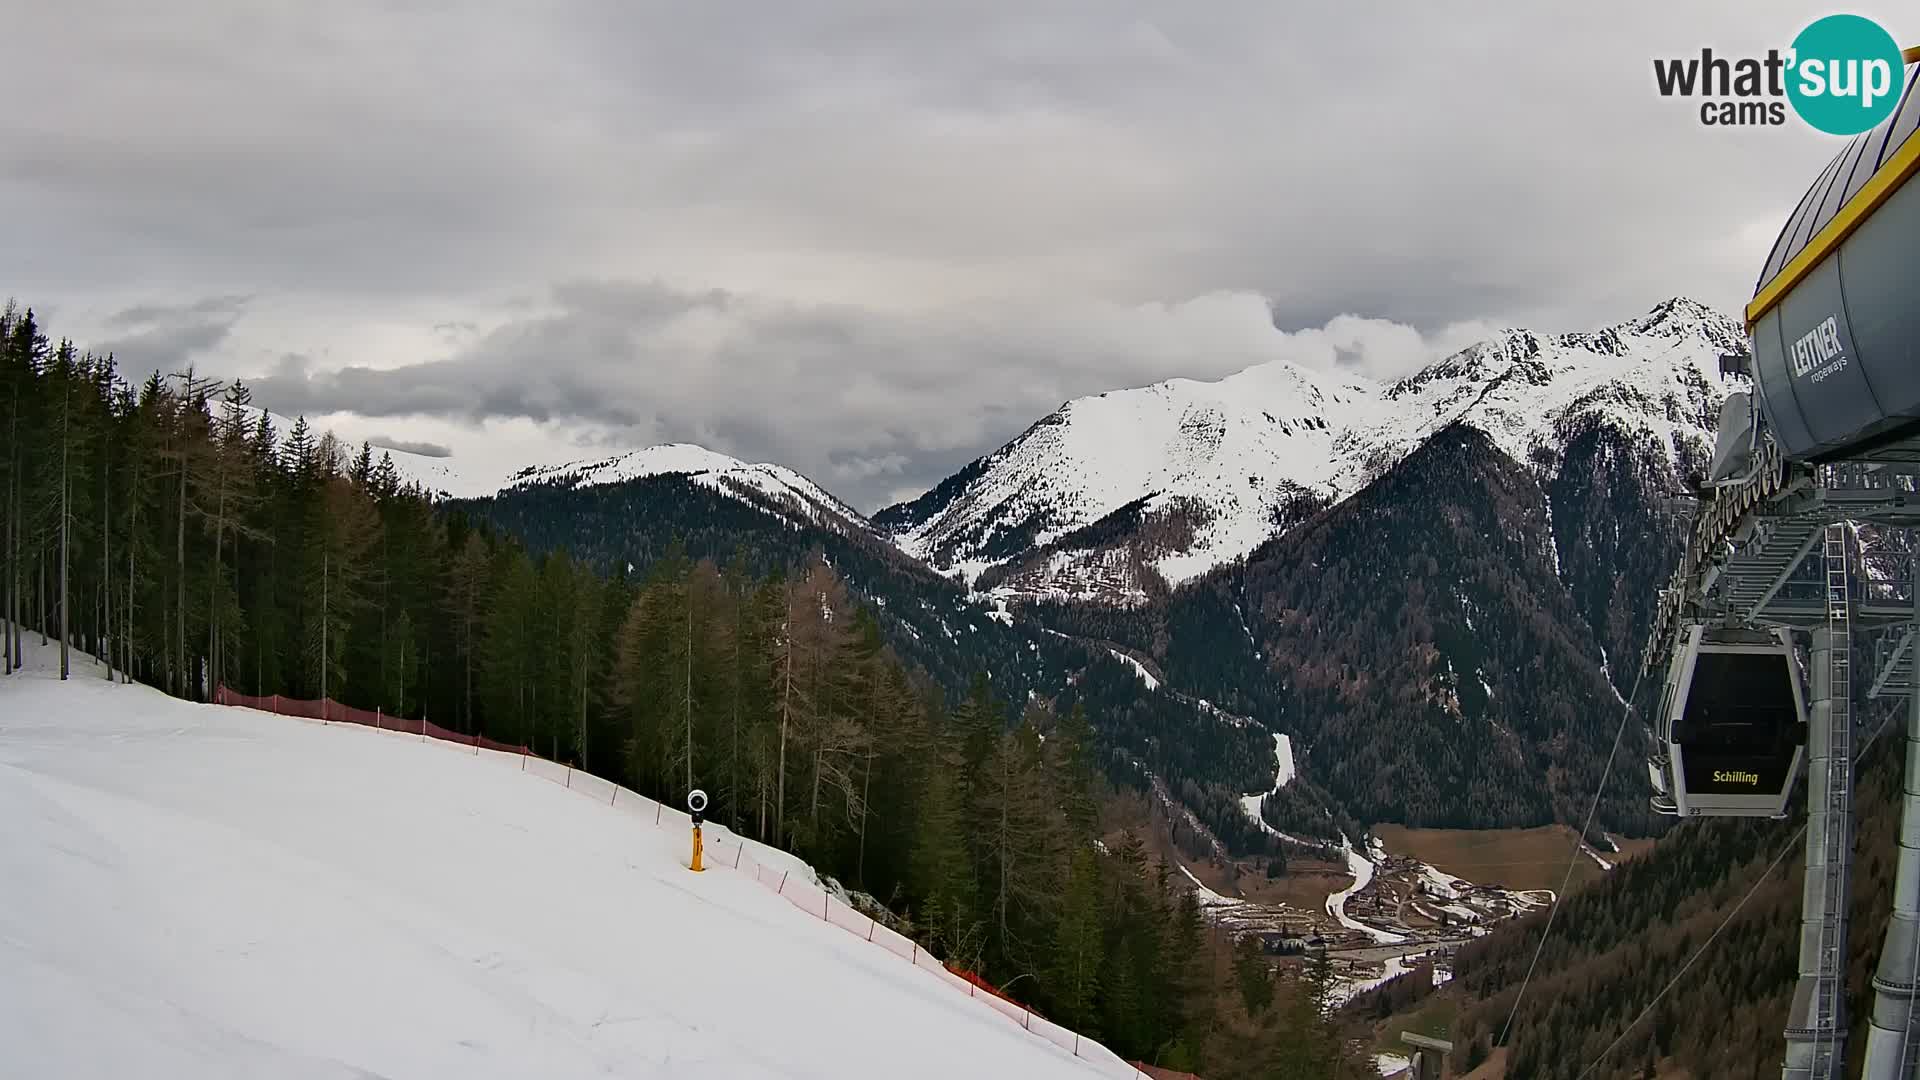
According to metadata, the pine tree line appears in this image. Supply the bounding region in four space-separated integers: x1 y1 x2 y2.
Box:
0 302 1362 1075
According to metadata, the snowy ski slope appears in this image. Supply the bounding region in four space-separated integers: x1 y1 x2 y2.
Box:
0 644 1119 1079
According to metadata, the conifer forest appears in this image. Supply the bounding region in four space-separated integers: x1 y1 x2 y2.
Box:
0 303 1363 1077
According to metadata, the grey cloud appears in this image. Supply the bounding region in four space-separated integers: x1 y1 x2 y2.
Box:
105 295 250 329
367 436 453 458
1 2 1883 506
2 2 1864 324
96 296 248 375
245 280 1507 510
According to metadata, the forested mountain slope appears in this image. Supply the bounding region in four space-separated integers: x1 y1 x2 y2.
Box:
422 299 1736 847
451 467 1293 859
1028 423 1681 837
1433 703 1910 1080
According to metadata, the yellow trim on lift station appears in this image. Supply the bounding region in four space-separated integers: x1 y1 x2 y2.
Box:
1747 100 1920 330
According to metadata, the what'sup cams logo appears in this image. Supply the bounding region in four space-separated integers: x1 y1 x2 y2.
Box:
1655 14 1908 134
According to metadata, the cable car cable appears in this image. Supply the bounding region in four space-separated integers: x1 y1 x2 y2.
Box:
1570 821 1807 1080
1496 663 1648 1048
1570 700 1905 1079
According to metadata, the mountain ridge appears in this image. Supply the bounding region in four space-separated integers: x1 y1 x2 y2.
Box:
242 403 874 540
878 296 1744 607
368 297 1738 842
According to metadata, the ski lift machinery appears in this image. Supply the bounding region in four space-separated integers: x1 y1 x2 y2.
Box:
1627 47 1920 1080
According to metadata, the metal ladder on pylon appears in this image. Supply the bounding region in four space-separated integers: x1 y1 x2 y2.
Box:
1813 522 1857 1078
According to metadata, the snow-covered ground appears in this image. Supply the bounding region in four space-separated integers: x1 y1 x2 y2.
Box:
1329 944 1456 1013
0 643 1115 1079
1330 953 1411 1008
1417 864 1464 901
1237 733 1296 838
1324 837 1406 946
1107 650 1160 691
1383 839 1565 927
1174 861 1246 911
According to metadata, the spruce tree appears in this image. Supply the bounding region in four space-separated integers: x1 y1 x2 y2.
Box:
1233 932 1275 1016
1048 846 1106 1033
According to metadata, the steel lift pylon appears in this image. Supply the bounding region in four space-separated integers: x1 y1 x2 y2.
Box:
1647 468 1920 1080
1641 50 1920 1072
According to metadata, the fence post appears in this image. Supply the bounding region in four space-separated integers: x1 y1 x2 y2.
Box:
566 767 572 789
867 919 876 942
778 871 788 895
655 802 662 825
734 843 743 869
375 707 382 731
1073 1034 1079 1056
823 893 828 921
912 942 917 964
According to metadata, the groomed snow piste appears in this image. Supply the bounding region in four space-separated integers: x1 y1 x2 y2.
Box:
0 643 1113 1079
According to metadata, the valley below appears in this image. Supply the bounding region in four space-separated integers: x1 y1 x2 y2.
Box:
1130 781 1661 1010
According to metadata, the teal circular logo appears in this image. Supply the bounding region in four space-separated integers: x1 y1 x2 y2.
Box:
1787 15 1907 135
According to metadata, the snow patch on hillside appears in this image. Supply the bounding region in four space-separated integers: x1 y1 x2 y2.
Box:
1327 838 1406 945
1237 733 1296 838
1174 862 1244 910
1108 650 1160 691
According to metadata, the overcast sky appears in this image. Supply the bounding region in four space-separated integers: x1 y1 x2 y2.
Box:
4 2 1903 509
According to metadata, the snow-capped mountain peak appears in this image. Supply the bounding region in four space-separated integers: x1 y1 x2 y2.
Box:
1623 295 1747 345
502 444 872 532
880 298 1745 605
235 403 867 534
503 443 760 488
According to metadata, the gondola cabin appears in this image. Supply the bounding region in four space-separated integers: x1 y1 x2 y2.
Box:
1651 623 1807 818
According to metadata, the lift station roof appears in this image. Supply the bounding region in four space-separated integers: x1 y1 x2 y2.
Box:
1750 57 1920 462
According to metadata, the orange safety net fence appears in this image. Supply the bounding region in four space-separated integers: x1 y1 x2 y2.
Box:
216 686 530 755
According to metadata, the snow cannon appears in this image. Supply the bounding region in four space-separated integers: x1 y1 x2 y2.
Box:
687 788 708 872
1747 56 1920 464
1649 623 1807 818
